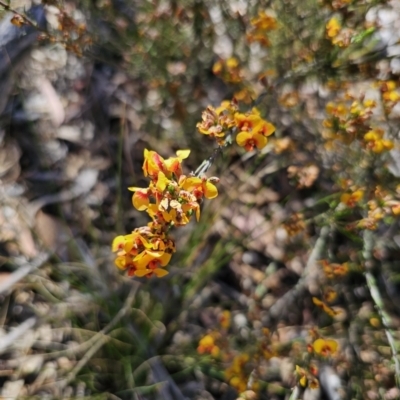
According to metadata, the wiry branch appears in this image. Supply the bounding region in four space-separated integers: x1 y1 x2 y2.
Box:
362 229 400 388
0 1 42 29
269 225 330 321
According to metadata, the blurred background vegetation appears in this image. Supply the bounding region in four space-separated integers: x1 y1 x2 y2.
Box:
1 0 400 399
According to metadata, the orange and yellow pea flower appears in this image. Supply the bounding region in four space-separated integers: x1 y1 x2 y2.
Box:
236 131 267 151
235 108 276 151
112 222 176 278
142 149 190 180
340 189 364 207
197 333 220 357
180 176 218 200
326 17 341 39
364 129 394 153
313 338 338 357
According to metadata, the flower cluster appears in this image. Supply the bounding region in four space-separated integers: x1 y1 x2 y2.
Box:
112 149 219 278
378 80 400 113
321 260 349 278
295 330 338 390
11 2 91 56
355 186 400 230
212 57 243 84
322 95 394 153
197 101 238 145
364 128 394 154
326 16 353 47
225 354 256 393
246 11 277 47
197 101 276 151
295 365 319 389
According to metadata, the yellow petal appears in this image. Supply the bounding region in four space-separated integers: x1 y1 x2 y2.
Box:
176 149 190 159
114 256 127 270
156 171 169 192
132 190 149 211
159 252 172 266
204 181 218 199
112 235 125 252
181 177 201 191
254 133 268 149
236 131 252 147
153 268 169 277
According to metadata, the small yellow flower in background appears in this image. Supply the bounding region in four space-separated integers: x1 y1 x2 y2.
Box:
220 310 231 329
340 189 364 207
326 17 341 38
197 101 275 151
321 260 349 278
370 317 380 328
212 60 223 75
313 338 338 357
296 365 308 387
212 58 242 83
323 287 338 303
235 108 276 151
247 11 277 47
312 297 340 318
226 57 239 69
325 101 349 120
250 11 277 31
380 80 400 103
363 99 376 108
197 333 220 357
234 87 256 104
364 128 394 153
225 354 252 393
